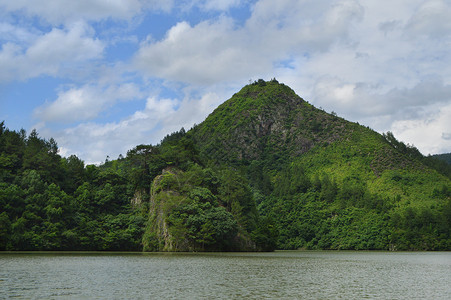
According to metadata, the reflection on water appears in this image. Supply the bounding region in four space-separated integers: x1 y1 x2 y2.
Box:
1 251 450 299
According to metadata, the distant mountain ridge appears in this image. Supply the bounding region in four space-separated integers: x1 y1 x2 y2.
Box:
433 153 451 165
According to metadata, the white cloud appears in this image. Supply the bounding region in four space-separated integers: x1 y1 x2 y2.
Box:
134 18 260 85
134 0 364 85
201 0 241 11
311 77 451 117
0 22 104 82
0 22 37 45
34 83 143 123
391 102 451 155
5 0 451 163
180 0 242 11
50 89 225 164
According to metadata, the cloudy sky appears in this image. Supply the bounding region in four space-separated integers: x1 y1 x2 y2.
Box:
1 0 450 164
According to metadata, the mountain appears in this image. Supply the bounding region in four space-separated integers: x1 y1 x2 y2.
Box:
189 79 451 250
1 80 450 251
190 79 351 165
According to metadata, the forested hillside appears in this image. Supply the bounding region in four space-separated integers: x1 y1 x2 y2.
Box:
1 80 450 251
0 122 276 251
0 123 144 250
189 80 451 250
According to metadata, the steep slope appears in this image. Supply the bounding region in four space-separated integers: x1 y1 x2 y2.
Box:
190 79 350 166
189 80 451 250
142 165 277 251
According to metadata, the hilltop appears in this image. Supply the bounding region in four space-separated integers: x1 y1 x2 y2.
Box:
189 79 451 250
1 80 450 251
190 79 351 164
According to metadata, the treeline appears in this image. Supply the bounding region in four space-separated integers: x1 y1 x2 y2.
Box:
0 122 145 250
383 131 451 179
432 153 451 165
0 122 277 251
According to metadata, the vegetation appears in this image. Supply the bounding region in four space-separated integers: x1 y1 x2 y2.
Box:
0 122 276 251
143 165 276 251
190 80 451 250
432 153 451 165
1 80 450 251
0 122 145 250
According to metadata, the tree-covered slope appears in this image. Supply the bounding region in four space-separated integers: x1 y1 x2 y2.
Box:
0 122 277 251
190 80 451 250
0 123 145 251
433 153 451 165
190 79 351 167
142 165 276 251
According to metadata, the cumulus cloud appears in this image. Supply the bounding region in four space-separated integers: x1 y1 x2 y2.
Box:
34 83 143 123
53 96 176 164
3 0 451 162
134 18 265 84
0 22 37 45
0 22 104 82
134 0 364 85
54 91 224 164
311 77 451 117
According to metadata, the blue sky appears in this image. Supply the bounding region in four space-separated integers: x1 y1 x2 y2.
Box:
1 0 450 164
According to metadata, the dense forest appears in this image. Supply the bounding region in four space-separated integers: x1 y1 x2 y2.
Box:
0 122 276 251
1 80 451 251
0 123 143 250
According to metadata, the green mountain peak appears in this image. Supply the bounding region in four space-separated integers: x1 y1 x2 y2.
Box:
189 79 451 250
191 79 349 164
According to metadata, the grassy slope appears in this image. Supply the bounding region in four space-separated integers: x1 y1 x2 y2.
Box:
298 124 450 207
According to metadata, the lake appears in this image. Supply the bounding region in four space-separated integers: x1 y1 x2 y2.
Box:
1 251 450 299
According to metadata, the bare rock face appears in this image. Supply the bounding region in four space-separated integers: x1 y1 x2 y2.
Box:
131 189 145 207
143 169 188 251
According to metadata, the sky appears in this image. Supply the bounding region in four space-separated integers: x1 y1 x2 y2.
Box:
1 0 450 164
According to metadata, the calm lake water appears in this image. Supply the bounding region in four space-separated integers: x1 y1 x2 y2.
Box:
1 251 450 299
